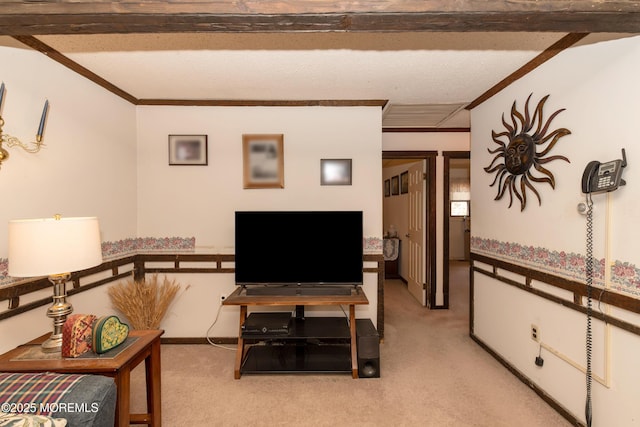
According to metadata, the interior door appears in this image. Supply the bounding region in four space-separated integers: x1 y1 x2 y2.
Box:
407 161 426 305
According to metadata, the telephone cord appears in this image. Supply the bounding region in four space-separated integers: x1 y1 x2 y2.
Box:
585 194 594 427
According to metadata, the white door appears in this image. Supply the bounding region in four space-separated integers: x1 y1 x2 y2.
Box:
407 161 426 305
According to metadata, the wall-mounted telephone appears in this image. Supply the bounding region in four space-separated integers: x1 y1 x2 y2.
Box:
581 148 627 194
581 149 628 427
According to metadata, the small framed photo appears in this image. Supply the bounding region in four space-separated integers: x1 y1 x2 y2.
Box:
391 175 399 195
321 159 352 185
384 179 391 197
169 135 208 165
451 200 470 217
400 171 409 194
243 134 284 189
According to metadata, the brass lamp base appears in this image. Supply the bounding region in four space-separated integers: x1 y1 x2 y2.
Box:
42 273 73 353
41 334 64 353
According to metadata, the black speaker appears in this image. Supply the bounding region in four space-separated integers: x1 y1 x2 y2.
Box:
356 318 380 378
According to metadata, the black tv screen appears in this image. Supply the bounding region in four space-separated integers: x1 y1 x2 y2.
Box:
235 211 363 286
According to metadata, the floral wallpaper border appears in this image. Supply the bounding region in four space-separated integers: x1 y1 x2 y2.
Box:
0 236 196 287
0 235 383 286
101 236 196 259
471 237 640 298
364 237 383 253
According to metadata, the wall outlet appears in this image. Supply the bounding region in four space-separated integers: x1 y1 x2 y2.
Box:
219 293 227 303
531 324 539 342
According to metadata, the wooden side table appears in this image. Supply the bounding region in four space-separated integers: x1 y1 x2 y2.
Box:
0 329 163 427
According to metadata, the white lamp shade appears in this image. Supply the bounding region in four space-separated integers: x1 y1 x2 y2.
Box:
8 216 103 277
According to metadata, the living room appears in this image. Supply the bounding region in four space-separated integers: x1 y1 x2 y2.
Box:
1 4 640 426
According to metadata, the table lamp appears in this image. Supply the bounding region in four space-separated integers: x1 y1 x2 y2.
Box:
8 215 102 352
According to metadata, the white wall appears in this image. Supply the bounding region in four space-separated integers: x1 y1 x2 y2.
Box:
0 37 137 353
471 34 640 425
382 132 470 305
0 38 137 248
0 36 383 351
136 106 383 337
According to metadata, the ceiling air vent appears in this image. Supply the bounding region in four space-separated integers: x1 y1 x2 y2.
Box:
382 103 468 128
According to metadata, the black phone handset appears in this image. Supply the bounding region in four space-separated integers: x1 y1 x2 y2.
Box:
581 148 627 194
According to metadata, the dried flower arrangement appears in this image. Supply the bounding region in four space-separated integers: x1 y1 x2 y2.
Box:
108 274 185 330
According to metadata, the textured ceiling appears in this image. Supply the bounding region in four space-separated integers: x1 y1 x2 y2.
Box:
7 32 621 128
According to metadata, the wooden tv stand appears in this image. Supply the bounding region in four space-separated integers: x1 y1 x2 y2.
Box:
223 286 369 379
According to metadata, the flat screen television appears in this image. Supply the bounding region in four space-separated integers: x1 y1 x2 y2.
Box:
235 211 363 288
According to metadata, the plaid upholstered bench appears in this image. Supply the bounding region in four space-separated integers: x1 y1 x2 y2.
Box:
0 372 116 427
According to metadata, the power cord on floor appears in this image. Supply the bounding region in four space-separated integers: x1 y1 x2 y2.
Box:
206 300 236 351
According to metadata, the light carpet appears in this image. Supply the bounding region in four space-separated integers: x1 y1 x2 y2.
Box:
129 262 571 426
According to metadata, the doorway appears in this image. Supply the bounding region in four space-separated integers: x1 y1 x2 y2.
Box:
382 151 436 307
442 151 471 309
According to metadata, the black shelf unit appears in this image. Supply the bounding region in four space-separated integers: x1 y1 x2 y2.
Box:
241 316 352 375
223 286 369 379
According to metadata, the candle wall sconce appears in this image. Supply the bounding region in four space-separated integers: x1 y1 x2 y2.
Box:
0 82 49 169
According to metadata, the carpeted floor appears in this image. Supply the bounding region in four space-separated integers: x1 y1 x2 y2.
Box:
130 261 571 426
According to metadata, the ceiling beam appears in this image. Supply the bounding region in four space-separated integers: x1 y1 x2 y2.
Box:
0 1 639 34
12 35 138 104
466 32 589 110
138 99 388 107
13 34 388 107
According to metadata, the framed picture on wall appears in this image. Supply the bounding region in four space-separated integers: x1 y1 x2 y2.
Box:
391 175 399 195
320 159 352 185
168 135 208 165
451 200 470 217
384 179 391 197
400 171 409 194
242 134 284 189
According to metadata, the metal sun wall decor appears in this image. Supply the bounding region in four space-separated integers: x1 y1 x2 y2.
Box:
484 93 571 211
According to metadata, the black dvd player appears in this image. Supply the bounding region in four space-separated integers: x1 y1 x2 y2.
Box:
242 312 292 335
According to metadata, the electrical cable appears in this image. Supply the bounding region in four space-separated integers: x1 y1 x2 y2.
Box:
585 193 594 427
206 301 236 351
339 304 349 326
538 344 542 359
